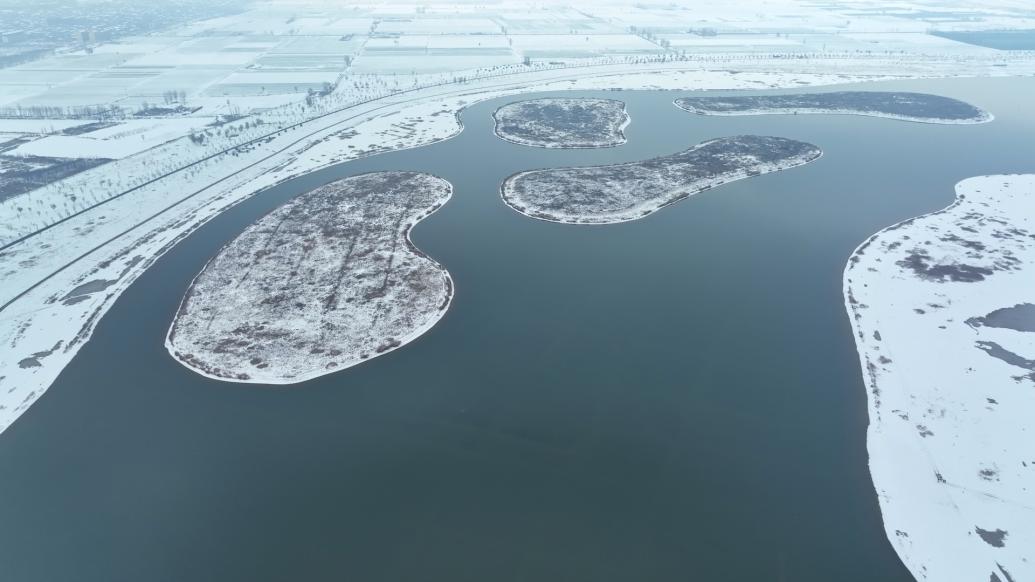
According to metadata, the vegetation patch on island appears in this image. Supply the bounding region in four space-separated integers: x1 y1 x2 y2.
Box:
843 174 1035 582
166 171 453 384
674 91 991 124
492 97 630 148
500 135 821 224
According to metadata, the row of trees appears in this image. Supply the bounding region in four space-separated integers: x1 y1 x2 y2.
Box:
0 104 127 120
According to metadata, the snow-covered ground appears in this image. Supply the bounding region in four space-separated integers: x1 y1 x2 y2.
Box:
844 174 1035 582
6 117 218 160
673 91 994 124
501 135 821 224
492 97 629 148
167 172 453 383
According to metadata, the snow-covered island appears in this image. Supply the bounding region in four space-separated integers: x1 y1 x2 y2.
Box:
844 174 1035 582
166 171 453 383
675 91 992 124
492 97 630 148
501 135 821 224
3 4 1035 432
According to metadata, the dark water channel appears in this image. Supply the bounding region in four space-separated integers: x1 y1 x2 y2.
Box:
2 77 1034 582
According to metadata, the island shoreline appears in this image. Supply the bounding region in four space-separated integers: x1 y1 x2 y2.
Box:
165 171 456 385
491 97 631 149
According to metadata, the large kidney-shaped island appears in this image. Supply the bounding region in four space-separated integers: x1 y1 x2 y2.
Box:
166 171 454 384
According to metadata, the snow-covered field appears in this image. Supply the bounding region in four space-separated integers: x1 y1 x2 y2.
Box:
674 91 993 124
844 174 1035 582
167 172 453 383
492 98 629 148
501 135 821 224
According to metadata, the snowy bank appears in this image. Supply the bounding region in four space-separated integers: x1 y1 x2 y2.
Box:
844 174 1035 582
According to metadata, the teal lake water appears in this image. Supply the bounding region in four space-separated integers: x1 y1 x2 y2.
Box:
1 77 1033 581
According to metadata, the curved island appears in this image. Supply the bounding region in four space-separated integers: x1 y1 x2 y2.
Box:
844 174 1035 582
501 135 821 224
166 171 454 383
492 97 629 148
675 91 992 124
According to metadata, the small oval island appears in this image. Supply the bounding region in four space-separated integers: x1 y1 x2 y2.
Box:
166 171 454 384
492 97 630 148
501 135 821 224
674 91 992 124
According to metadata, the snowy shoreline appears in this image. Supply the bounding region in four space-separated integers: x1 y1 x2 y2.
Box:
500 135 822 224
491 97 630 148
844 174 1035 582
166 172 454 384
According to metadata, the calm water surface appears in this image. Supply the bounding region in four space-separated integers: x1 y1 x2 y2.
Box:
1 77 1033 582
